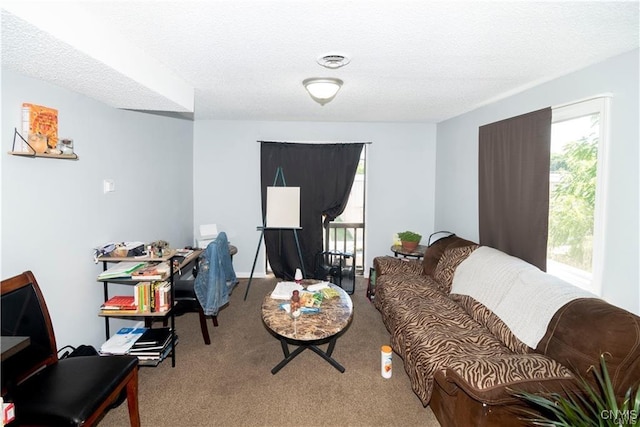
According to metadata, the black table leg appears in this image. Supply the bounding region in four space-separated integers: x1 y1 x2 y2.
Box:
308 344 344 373
271 337 345 374
271 340 306 374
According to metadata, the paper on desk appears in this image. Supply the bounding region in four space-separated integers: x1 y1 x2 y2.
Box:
306 282 330 292
270 281 303 299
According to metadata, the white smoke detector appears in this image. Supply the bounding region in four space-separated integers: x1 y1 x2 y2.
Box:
317 53 351 69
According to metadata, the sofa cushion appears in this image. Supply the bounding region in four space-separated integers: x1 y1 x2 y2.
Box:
374 256 423 277
422 234 477 276
451 294 531 355
373 272 444 352
441 354 576 404
401 317 513 405
432 245 478 293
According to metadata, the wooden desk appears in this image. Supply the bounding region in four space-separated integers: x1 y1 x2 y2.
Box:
1 336 30 361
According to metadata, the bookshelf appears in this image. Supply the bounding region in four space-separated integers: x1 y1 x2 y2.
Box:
96 248 201 367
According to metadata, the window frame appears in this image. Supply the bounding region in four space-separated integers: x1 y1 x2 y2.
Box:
550 95 611 295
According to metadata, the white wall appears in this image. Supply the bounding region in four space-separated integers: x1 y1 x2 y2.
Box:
1 69 195 349
193 120 437 278
434 49 639 314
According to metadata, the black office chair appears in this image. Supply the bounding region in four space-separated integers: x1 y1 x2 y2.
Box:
174 262 218 345
314 250 355 295
172 237 238 345
1 271 140 426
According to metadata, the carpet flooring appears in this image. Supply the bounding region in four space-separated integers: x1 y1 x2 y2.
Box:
98 276 440 426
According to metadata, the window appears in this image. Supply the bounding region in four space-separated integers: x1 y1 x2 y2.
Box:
548 97 610 294
324 147 366 273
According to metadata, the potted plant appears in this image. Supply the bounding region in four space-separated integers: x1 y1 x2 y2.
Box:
514 354 640 426
397 231 422 251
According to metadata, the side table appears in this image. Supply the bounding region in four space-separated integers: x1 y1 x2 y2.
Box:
390 244 428 259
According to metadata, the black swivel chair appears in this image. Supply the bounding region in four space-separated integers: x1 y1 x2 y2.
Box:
314 250 355 295
1 271 140 426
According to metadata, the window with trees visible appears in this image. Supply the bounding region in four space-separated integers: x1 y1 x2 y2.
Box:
547 97 610 294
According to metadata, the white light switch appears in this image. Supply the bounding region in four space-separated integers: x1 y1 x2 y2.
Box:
103 179 115 193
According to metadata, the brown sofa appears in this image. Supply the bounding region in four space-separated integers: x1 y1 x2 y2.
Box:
373 235 640 426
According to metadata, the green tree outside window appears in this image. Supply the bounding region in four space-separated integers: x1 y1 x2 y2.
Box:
548 116 598 272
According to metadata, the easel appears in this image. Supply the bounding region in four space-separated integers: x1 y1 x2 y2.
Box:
244 167 305 301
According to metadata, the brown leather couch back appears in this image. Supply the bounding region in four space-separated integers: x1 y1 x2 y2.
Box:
535 298 640 398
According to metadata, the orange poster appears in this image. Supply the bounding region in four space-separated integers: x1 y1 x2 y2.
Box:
22 103 58 148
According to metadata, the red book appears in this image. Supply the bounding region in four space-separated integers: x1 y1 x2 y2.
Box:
101 295 137 310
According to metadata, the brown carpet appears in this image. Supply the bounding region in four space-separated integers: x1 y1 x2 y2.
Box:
99 277 440 426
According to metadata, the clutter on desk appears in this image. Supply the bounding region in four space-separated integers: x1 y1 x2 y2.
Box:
147 240 170 257
93 241 145 262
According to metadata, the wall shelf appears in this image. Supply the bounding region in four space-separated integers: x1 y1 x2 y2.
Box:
9 128 78 160
8 150 79 160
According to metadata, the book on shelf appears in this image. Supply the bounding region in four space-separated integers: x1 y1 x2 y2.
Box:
131 262 170 280
174 248 194 258
98 261 146 280
134 281 171 313
130 329 176 366
129 338 174 355
99 327 147 355
136 341 176 366
101 295 137 310
21 103 58 151
131 337 175 355
131 327 172 348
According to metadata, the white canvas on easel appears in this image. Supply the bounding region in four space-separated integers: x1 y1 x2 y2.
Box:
266 186 300 228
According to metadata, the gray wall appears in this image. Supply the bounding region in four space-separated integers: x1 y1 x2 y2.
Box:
434 49 639 314
1 69 195 349
2 48 637 352
193 120 438 279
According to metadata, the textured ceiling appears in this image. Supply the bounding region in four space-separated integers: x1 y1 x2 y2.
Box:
2 1 639 123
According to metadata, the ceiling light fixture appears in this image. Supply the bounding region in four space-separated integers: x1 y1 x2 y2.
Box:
303 77 343 106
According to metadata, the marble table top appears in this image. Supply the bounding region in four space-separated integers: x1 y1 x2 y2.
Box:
261 283 353 341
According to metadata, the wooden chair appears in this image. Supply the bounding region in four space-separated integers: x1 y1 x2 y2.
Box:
1 271 140 426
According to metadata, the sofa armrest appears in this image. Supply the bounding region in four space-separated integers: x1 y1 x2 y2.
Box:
441 354 578 405
373 256 423 277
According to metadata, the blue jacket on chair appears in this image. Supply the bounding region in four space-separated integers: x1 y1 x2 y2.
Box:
194 232 238 316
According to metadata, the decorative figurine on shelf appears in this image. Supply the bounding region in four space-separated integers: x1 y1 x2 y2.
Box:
290 290 301 318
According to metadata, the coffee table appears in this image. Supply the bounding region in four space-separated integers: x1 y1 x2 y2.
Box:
261 283 353 374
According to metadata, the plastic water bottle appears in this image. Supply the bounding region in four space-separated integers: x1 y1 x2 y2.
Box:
381 345 392 378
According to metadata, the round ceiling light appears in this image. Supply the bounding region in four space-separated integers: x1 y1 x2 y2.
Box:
303 78 343 106
317 53 351 69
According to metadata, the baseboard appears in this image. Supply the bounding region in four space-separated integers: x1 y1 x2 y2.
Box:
235 272 267 279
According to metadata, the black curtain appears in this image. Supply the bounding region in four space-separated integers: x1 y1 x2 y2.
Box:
478 107 551 270
261 142 364 279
